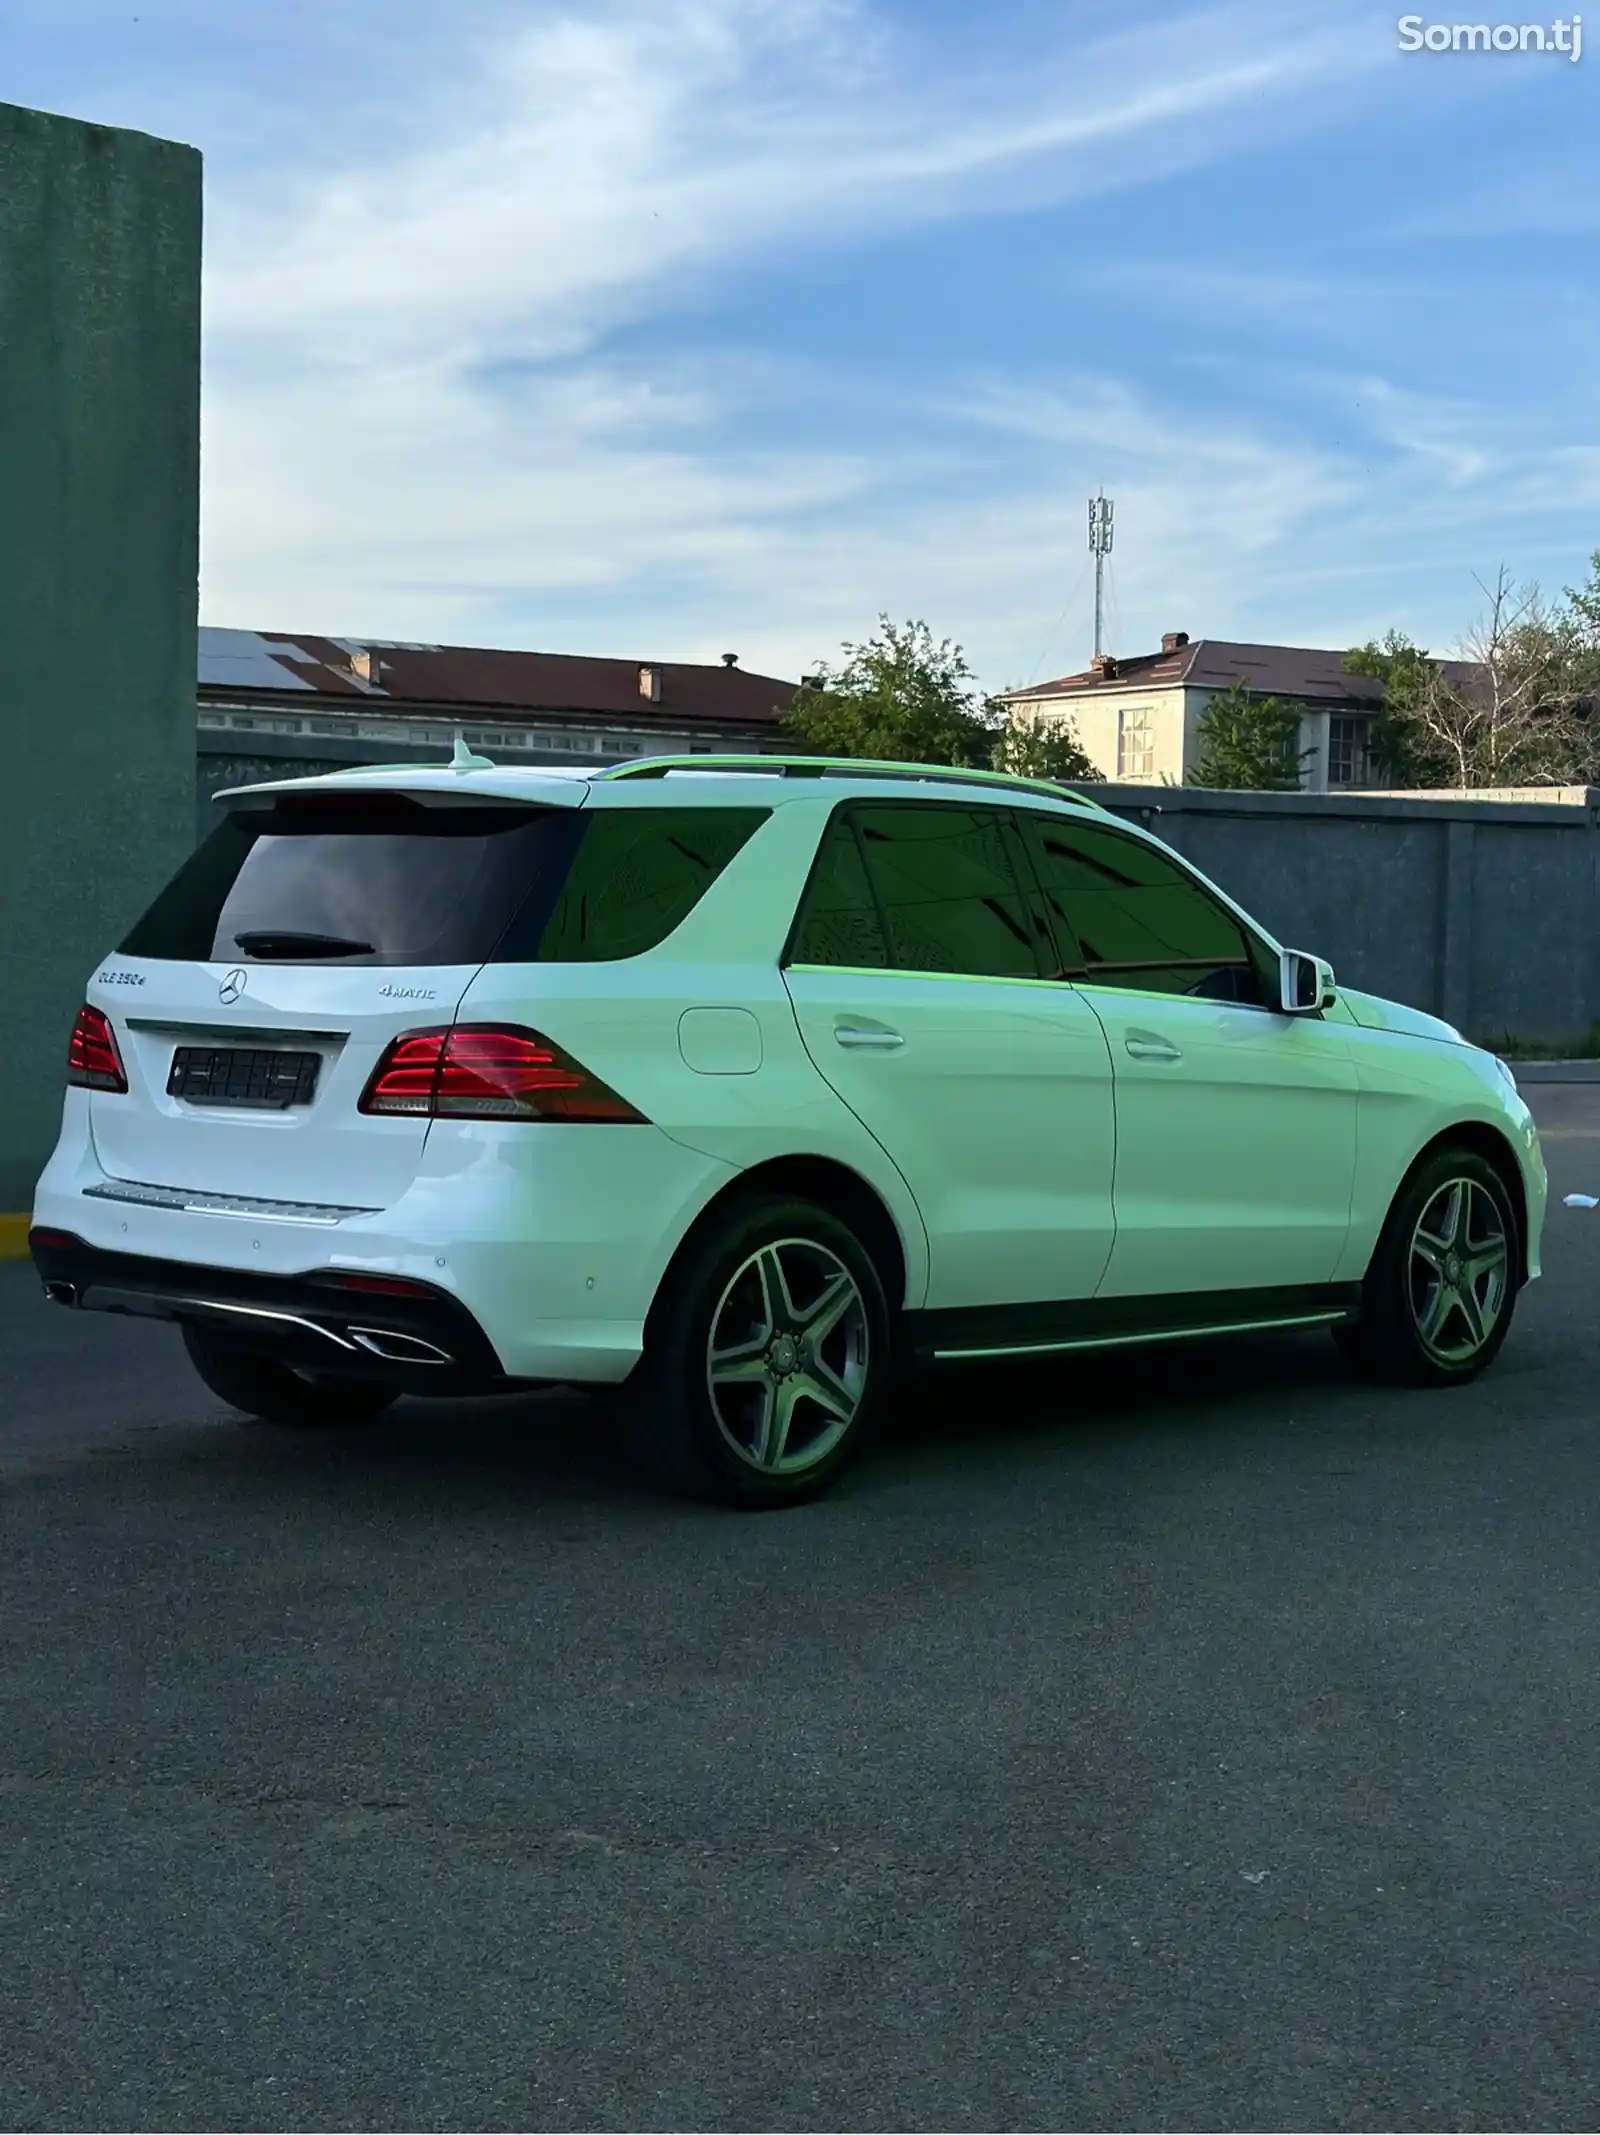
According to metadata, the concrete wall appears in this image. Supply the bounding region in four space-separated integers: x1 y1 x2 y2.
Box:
1095 782 1600 1052
197 734 1600 1052
0 103 201 1225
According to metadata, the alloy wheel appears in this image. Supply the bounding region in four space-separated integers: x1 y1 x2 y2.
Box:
1407 1176 1510 1366
705 1237 871 1476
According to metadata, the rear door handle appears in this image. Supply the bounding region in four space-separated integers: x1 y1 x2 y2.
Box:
1124 1033 1182 1063
834 1024 905 1051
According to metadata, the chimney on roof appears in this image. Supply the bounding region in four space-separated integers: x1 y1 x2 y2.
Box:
1161 631 1190 654
350 647 388 688
1090 652 1120 679
721 652 739 668
638 665 662 702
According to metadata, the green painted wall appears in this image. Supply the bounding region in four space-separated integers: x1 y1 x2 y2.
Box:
0 102 201 1213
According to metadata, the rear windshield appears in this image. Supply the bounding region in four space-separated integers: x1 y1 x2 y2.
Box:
119 794 769 966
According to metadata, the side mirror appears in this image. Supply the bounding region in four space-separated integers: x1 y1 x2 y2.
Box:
1279 948 1337 1015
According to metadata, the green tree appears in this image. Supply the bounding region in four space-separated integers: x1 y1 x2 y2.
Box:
1561 550 1600 727
780 616 997 767
1343 628 1450 786
1188 680 1311 790
1349 572 1597 790
989 708 1102 784
1562 547 1600 649
782 615 1103 785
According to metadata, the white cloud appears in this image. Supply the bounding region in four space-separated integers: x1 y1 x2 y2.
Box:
185 0 1599 688
197 0 1388 659
205 0 1363 359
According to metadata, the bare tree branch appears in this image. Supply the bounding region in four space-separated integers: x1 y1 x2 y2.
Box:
1401 566 1591 788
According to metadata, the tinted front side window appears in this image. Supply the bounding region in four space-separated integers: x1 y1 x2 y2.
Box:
121 799 583 966
786 814 889 968
534 807 768 961
1019 815 1265 1004
853 804 1041 979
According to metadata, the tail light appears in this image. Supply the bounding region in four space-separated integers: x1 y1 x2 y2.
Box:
358 1025 646 1123
67 1006 128 1092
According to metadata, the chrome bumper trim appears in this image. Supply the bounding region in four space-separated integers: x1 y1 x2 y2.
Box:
84 1181 379 1226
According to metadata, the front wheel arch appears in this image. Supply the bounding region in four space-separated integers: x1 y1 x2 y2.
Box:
1339 1141 1522 1386
1377 1124 1529 1288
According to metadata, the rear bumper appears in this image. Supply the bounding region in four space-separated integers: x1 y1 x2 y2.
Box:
28 1230 521 1395
31 1104 738 1385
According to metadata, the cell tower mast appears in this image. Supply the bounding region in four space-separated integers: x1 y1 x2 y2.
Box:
1089 491 1114 661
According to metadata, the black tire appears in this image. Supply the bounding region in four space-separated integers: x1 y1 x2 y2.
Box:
1335 1146 1520 1388
181 1323 401 1426
619 1192 892 1508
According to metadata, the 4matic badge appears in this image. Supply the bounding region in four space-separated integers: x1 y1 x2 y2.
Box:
379 983 437 1001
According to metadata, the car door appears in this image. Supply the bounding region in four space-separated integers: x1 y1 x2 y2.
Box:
781 800 1116 1312
1014 809 1359 1299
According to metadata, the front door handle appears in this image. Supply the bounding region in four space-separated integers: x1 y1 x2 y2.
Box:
1124 1033 1182 1063
834 1024 905 1051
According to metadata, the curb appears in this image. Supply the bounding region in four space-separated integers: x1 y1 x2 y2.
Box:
0 1215 31 1262
1509 1062 1600 1083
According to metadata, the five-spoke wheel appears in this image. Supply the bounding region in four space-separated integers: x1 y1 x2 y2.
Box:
1337 1146 1520 1386
706 1239 871 1478
621 1193 891 1507
1406 1176 1511 1367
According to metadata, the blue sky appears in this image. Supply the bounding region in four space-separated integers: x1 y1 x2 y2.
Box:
5 0 1598 690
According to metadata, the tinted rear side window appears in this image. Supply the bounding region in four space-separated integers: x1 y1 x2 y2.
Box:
533 807 769 961
122 798 769 966
120 799 583 966
786 813 889 968
852 804 1042 979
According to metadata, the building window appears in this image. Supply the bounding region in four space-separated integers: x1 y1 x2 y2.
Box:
1116 706 1154 780
1328 716 1372 788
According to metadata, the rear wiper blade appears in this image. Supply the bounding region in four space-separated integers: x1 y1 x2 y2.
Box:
233 930 375 958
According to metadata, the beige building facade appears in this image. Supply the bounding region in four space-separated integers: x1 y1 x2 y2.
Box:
1002 631 1384 793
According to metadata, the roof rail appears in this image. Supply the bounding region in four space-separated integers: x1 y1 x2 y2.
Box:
593 753 1113 814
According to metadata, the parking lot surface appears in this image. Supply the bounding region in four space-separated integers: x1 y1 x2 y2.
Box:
4 1087 1600 2133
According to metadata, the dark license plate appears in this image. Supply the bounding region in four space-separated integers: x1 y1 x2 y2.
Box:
168 1046 321 1109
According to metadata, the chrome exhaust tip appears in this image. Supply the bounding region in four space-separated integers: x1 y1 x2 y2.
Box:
348 1327 454 1366
43 1280 77 1306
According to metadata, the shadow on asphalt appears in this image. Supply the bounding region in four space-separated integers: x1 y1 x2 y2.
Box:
145 1321 1381 1518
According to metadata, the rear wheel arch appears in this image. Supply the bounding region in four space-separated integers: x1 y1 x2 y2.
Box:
656 1156 911 1325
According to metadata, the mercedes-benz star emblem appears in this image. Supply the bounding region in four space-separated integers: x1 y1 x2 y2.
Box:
218 968 248 1005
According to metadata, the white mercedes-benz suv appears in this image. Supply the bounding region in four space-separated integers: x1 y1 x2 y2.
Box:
31 752 1546 1506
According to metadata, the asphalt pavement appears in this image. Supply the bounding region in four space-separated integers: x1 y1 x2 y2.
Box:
5 1088 1600 2132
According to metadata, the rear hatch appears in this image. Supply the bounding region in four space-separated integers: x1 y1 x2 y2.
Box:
86 782 589 1210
